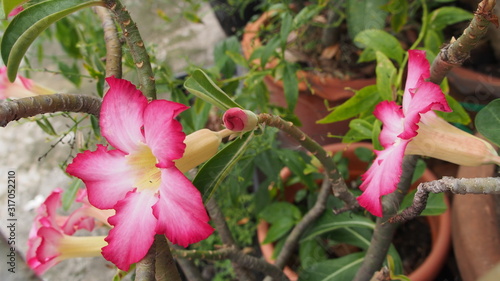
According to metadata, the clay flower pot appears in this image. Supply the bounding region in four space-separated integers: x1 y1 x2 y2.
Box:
241 12 376 145
257 143 451 281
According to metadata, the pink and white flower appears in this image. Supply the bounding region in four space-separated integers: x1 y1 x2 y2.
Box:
0 66 54 99
66 77 215 271
27 188 109 275
357 50 451 217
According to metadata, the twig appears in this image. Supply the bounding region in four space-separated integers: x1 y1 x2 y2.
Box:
390 176 500 223
270 174 331 274
353 155 419 281
155 235 182 281
172 246 289 281
135 241 156 281
0 94 101 127
103 0 156 99
95 6 122 79
258 113 358 209
430 0 498 84
173 245 206 281
205 198 256 281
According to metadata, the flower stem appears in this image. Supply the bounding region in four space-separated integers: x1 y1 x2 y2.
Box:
0 94 101 127
352 155 419 281
103 0 156 99
155 235 182 281
94 6 122 79
429 0 498 84
257 113 358 209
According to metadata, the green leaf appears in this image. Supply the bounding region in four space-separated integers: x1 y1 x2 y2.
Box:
301 212 375 241
436 95 471 125
184 69 242 111
346 0 389 41
182 11 202 23
355 29 404 64
318 85 380 123
299 252 364 281
2 0 25 17
193 133 254 202
428 7 473 32
35 118 57 136
90 114 101 139
62 179 82 211
375 51 397 101
410 158 426 184
299 239 328 268
58 61 81 87
259 202 302 244
475 99 500 147
293 4 324 28
400 191 447 216
282 61 299 112
349 119 374 139
1 0 104 82
385 0 408 33
280 12 293 46
214 36 241 78
371 119 382 150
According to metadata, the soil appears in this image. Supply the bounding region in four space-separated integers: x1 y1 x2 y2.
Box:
392 216 432 275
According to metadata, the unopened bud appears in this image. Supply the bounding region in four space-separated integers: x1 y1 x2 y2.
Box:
222 108 258 132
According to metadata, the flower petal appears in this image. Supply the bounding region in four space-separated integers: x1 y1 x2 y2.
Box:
100 77 148 152
102 190 158 271
61 207 95 235
153 168 213 247
36 227 63 263
27 236 59 275
399 81 451 139
143 100 188 168
66 145 135 209
402 50 429 109
374 101 404 148
357 139 410 217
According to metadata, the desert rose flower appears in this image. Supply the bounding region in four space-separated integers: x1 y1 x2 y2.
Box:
223 108 258 132
357 50 452 217
0 66 55 99
27 188 108 275
66 77 224 271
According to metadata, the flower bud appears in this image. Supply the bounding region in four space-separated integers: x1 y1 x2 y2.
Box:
406 113 500 166
222 108 258 132
175 129 232 173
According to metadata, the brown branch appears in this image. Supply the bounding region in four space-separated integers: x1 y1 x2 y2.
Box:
103 0 156 99
430 0 498 84
0 94 102 127
172 247 289 281
155 235 182 281
258 113 358 209
353 155 419 281
95 6 122 79
205 198 256 281
390 176 500 223
135 241 156 281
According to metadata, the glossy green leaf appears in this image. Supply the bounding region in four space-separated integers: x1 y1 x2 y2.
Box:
355 29 404 64
62 179 82 211
193 132 254 202
375 51 396 101
346 0 389 41
436 95 471 125
301 212 375 241
318 85 380 123
282 61 299 112
2 0 25 17
184 69 242 111
475 99 500 147
299 252 364 281
299 239 328 268
428 7 473 31
1 0 104 82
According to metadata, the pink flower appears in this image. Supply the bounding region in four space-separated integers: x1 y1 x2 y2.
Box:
8 6 24 17
66 77 214 271
223 108 258 132
0 66 54 99
27 189 108 275
357 50 451 217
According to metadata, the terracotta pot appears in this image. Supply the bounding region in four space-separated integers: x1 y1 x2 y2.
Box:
452 161 500 281
448 66 500 105
257 143 451 281
241 12 376 145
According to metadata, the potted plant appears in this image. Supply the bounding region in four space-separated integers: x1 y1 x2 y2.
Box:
257 142 451 280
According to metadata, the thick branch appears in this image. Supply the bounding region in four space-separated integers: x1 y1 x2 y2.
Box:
258 113 358 209
353 155 419 281
430 0 498 84
0 94 101 127
135 241 156 281
103 0 156 99
272 174 331 271
390 176 500 223
155 235 182 281
95 6 122 79
172 247 289 281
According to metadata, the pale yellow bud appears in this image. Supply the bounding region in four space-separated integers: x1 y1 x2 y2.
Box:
406 113 500 166
175 129 233 173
